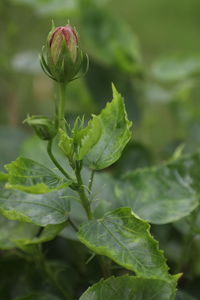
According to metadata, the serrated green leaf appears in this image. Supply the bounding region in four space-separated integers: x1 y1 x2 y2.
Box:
84 85 132 170
77 115 102 160
0 177 70 226
78 207 171 280
5 157 70 194
80 275 178 300
115 150 200 224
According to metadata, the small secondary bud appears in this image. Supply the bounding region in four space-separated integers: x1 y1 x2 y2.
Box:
24 115 57 140
40 22 88 83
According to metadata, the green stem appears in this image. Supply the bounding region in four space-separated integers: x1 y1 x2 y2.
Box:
47 140 73 181
88 169 95 194
57 82 66 130
68 217 79 232
75 162 93 220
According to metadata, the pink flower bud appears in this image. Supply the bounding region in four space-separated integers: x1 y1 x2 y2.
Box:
40 22 88 83
50 25 78 64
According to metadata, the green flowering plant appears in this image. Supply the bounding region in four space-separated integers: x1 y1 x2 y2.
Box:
2 21 195 300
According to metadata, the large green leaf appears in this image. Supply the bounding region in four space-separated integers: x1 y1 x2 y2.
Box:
80 275 178 300
5 157 70 194
84 85 132 170
78 207 171 280
115 151 200 224
0 177 70 226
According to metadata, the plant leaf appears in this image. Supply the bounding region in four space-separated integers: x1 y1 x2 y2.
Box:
58 129 73 161
5 157 70 194
84 84 132 170
0 177 70 226
77 115 102 160
115 151 200 224
79 275 178 300
78 207 172 280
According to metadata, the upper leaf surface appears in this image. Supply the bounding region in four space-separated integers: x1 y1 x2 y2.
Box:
115 151 200 224
79 275 177 300
78 207 170 280
0 177 70 226
5 157 70 194
84 85 132 170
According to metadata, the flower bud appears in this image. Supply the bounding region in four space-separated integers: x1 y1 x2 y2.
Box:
40 23 87 83
24 115 57 140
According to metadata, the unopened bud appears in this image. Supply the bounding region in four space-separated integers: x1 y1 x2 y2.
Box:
40 23 87 83
24 115 57 140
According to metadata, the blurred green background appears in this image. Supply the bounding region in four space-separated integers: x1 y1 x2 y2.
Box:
0 0 200 299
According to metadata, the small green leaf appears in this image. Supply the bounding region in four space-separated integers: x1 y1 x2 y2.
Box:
77 115 102 160
0 177 70 226
78 207 171 280
5 157 70 194
58 129 73 161
115 150 200 224
80 275 178 300
84 84 132 170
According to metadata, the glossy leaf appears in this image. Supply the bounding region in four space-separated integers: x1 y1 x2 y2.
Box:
5 157 70 194
80 275 178 300
115 151 200 224
78 207 171 280
84 85 132 170
0 177 70 226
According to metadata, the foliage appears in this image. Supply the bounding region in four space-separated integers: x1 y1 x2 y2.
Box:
0 0 200 299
